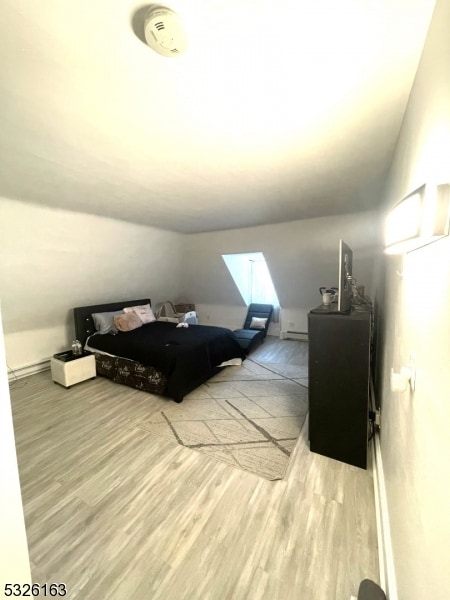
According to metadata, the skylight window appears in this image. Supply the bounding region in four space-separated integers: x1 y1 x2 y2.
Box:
222 252 280 309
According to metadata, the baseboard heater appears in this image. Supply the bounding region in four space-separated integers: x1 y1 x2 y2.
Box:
279 330 308 341
8 359 50 381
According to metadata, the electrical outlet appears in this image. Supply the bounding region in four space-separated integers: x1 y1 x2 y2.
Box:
375 408 381 428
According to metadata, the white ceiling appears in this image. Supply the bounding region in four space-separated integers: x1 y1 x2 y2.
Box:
0 0 436 233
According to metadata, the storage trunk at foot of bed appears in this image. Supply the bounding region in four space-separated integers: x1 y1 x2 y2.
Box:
95 352 167 395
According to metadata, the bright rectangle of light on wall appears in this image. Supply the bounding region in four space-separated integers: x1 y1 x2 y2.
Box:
222 252 280 307
385 184 450 255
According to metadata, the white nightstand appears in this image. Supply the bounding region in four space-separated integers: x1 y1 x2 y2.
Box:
51 352 96 388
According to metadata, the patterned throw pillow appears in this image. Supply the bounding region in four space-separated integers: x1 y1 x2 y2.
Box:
114 312 143 332
123 304 156 324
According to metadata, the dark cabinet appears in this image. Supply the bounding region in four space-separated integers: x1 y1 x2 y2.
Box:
308 305 372 469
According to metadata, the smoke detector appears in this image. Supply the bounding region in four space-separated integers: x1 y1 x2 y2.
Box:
144 6 188 57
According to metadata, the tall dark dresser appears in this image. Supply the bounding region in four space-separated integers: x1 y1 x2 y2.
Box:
308 304 372 469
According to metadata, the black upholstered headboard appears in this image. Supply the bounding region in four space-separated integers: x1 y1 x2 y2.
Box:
73 298 151 346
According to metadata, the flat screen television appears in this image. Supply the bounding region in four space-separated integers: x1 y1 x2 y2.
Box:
338 239 353 313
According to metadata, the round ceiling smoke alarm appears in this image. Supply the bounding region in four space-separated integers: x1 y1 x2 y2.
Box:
144 6 188 57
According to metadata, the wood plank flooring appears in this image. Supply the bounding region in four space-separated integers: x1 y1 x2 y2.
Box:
252 336 310 366
9 337 379 600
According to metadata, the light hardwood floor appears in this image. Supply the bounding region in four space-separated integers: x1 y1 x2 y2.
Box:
10 337 379 600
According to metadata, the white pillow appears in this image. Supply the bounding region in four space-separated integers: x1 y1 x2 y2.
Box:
123 304 156 324
250 317 268 329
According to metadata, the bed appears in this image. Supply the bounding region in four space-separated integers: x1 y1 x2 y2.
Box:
73 298 245 402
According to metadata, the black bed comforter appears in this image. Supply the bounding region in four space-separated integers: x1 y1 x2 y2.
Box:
87 321 245 401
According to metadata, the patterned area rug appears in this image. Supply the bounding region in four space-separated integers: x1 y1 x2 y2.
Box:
138 358 309 480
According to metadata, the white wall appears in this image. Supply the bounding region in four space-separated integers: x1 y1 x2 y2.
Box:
379 1 450 598
0 305 31 593
0 198 183 370
180 212 381 333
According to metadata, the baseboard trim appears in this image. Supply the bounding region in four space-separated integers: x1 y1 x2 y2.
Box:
370 382 398 600
8 359 50 381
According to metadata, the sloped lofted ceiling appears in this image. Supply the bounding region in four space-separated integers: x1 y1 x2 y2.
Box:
0 0 436 233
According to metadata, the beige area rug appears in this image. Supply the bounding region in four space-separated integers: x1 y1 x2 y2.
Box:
138 358 309 480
